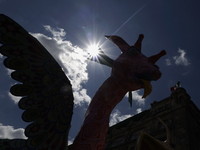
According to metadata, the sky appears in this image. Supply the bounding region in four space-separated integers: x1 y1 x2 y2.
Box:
0 0 200 144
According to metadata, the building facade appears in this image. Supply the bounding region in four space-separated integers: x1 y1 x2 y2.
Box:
68 88 200 149
105 88 200 150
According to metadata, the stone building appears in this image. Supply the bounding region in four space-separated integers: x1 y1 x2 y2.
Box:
105 88 200 150
69 88 200 149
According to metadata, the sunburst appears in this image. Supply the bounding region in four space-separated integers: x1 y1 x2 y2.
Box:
87 44 100 57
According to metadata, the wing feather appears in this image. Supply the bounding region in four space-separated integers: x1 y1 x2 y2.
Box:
0 14 74 150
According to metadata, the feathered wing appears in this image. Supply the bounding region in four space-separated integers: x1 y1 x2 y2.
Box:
0 14 74 150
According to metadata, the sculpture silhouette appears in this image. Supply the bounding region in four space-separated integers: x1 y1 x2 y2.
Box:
135 118 174 150
0 14 169 150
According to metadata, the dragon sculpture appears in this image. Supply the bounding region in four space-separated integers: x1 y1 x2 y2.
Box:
0 14 173 150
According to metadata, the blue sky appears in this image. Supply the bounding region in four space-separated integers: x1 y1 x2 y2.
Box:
0 0 199 144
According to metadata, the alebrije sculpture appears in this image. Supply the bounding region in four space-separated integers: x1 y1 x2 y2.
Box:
0 14 167 150
135 118 174 150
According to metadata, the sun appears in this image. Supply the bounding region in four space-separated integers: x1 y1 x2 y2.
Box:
87 44 100 57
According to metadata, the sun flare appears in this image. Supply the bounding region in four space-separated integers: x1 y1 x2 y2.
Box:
87 44 100 57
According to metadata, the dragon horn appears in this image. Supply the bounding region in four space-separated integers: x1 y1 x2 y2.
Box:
148 50 166 64
105 35 130 53
133 34 144 53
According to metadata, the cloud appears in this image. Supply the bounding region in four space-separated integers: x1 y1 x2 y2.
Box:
68 136 74 145
173 49 190 66
44 25 66 41
0 123 27 139
136 108 142 114
0 66 21 104
109 109 133 126
73 89 91 106
8 92 21 104
126 90 145 105
166 58 171 66
5 68 14 76
166 48 190 66
30 25 91 106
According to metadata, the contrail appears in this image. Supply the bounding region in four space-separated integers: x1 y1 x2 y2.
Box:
112 0 152 35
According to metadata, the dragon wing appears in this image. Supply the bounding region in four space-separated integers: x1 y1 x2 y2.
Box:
0 14 74 150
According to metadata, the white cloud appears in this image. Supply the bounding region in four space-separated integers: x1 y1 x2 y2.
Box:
166 48 190 66
31 25 91 106
44 25 66 41
6 68 14 76
68 136 74 145
73 89 91 106
109 109 132 126
126 90 145 105
0 123 27 139
8 92 21 104
136 108 142 114
173 48 190 66
166 58 171 66
1 68 21 104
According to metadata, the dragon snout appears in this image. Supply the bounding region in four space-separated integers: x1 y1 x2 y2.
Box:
134 69 162 98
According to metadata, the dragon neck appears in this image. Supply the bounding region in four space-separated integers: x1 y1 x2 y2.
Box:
72 76 139 149
90 76 128 107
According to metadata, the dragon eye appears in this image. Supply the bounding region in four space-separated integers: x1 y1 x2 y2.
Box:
127 47 139 56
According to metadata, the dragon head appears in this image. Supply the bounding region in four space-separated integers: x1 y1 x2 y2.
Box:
88 34 166 98
106 34 166 98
